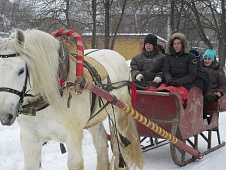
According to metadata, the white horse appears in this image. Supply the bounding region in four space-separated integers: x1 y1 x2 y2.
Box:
0 29 143 170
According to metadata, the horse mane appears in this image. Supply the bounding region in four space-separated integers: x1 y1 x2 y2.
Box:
9 29 67 110
0 33 21 54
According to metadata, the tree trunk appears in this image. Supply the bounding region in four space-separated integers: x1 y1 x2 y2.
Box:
170 0 175 34
218 0 226 67
110 0 127 50
187 0 212 48
104 0 110 49
91 0 97 48
65 0 70 28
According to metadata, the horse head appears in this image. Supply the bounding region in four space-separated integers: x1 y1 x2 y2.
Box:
0 29 28 125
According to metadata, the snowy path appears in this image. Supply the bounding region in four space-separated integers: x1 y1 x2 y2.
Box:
0 113 226 170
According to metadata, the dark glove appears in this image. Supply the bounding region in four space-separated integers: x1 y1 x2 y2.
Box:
167 79 173 85
168 79 180 86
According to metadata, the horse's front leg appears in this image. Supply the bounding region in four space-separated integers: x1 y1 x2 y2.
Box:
66 130 84 170
88 123 110 170
20 130 44 170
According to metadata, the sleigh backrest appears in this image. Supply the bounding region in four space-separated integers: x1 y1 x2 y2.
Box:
133 90 182 138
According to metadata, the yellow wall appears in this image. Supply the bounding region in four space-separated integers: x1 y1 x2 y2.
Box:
67 36 165 61
68 39 142 60
113 38 142 60
85 39 141 60
82 36 143 60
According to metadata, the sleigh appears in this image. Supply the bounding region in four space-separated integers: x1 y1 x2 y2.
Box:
132 87 226 166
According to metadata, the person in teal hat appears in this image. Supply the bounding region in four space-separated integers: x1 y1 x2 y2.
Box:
203 49 216 66
202 49 226 126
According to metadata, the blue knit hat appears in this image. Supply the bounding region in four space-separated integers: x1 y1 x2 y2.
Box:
203 49 216 61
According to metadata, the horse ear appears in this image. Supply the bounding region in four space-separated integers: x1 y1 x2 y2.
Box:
15 29 25 45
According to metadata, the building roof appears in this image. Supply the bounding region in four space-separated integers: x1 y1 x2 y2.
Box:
82 33 167 43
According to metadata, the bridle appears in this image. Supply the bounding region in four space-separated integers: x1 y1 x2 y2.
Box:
0 53 31 114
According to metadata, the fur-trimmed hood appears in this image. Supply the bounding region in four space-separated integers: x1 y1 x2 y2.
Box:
166 33 190 55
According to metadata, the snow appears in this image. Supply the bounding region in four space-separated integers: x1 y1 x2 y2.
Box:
0 112 226 170
126 59 131 66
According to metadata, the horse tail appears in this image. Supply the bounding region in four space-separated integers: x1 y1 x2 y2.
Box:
110 98 144 169
123 116 144 169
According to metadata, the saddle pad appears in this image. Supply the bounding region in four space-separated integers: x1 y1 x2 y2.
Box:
65 41 108 81
84 56 108 81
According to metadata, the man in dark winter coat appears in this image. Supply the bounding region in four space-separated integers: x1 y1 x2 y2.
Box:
163 33 197 90
202 49 226 125
130 34 165 89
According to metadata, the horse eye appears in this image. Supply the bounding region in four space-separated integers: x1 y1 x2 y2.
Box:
18 68 25 75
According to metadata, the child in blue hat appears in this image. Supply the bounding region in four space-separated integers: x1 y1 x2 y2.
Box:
202 49 226 126
203 49 216 62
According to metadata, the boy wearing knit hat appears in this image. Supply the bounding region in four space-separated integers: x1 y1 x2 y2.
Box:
144 34 157 46
190 49 211 91
130 34 165 89
190 49 200 58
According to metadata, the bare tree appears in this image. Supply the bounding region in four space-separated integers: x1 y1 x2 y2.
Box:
91 0 97 48
218 0 226 66
0 0 34 31
184 0 226 66
3 0 226 67
0 0 11 32
103 0 110 49
110 0 127 49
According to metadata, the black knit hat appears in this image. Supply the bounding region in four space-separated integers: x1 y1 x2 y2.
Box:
144 34 157 46
190 49 200 58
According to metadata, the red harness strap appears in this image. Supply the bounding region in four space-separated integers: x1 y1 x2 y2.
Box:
130 81 137 104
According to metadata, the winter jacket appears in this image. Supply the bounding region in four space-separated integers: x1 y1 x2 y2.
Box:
190 56 210 95
130 49 165 86
201 58 226 96
164 33 197 90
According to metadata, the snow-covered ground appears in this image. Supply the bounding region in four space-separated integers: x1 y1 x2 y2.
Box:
0 112 226 170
